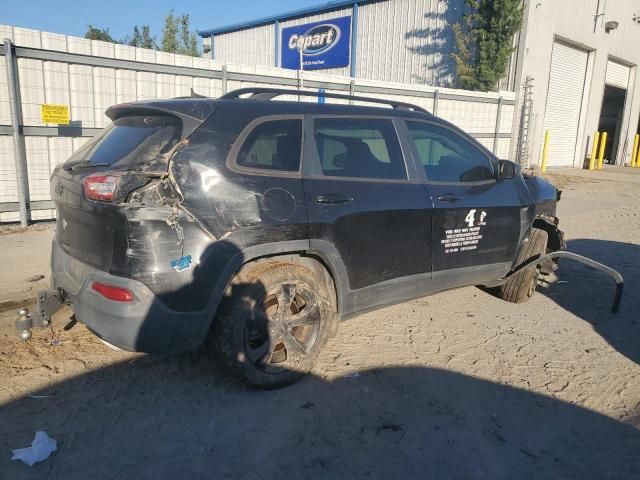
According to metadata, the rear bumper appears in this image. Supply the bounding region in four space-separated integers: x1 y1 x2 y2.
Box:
51 239 210 353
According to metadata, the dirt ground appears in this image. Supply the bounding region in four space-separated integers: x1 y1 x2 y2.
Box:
0 222 53 308
1 167 639 479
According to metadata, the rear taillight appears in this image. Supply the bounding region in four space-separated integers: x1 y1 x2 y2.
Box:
91 282 134 302
83 175 119 202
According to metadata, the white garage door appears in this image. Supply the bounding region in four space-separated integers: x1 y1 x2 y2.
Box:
605 60 630 89
542 42 589 167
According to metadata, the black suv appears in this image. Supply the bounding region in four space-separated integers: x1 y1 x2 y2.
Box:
48 88 564 387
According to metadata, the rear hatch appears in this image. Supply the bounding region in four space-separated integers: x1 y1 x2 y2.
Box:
51 99 214 274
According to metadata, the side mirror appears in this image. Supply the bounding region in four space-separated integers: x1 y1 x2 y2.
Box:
498 159 519 180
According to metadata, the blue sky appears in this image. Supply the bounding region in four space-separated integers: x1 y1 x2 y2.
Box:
1 0 324 41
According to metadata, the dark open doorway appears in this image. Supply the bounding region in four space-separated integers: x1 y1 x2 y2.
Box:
597 85 627 165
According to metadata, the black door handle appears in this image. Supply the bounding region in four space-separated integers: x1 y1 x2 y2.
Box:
315 194 354 205
436 193 462 202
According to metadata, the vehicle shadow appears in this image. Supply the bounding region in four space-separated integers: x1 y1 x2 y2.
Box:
1 359 639 479
539 239 640 365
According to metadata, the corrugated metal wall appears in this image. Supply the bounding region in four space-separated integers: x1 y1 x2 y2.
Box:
541 42 589 168
211 0 464 87
0 24 514 223
356 0 461 86
605 60 630 90
214 23 275 67
0 25 224 222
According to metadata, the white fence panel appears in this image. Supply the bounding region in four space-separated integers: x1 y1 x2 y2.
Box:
0 24 516 223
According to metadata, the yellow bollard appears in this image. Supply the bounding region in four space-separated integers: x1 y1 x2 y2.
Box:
632 134 639 168
589 132 600 170
597 131 608 169
541 130 550 173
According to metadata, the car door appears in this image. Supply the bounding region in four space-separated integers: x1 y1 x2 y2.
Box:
402 119 524 291
302 116 434 312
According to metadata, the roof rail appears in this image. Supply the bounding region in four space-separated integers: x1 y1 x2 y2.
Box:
219 87 431 114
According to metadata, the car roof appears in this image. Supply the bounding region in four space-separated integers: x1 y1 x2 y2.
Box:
106 94 478 146
112 97 433 119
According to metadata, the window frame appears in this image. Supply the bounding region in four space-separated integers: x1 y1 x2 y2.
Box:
400 119 498 186
227 114 304 177
303 115 416 184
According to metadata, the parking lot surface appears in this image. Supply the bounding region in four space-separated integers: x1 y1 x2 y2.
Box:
1 167 639 479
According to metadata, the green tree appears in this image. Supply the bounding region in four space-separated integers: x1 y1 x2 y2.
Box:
160 10 179 54
178 14 199 56
138 26 156 49
124 25 156 49
452 0 523 91
85 25 117 43
160 10 200 56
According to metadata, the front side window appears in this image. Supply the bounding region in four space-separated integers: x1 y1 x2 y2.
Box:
407 121 494 183
236 119 302 172
314 118 406 180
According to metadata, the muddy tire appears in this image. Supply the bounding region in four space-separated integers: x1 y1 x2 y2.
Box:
211 261 337 389
496 228 549 304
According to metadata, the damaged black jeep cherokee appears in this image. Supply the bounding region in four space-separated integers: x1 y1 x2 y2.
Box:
45 88 565 388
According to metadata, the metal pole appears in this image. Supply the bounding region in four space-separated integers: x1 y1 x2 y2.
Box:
297 45 304 101
433 90 439 116
298 44 304 85
350 2 359 79
4 39 30 226
349 79 355 105
598 131 607 169
589 132 600 170
541 130 550 173
273 20 280 67
221 65 228 94
493 96 503 155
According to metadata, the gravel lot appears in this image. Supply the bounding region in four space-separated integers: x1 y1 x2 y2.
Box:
1 167 639 479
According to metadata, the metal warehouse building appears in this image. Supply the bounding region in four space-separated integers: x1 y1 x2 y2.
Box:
200 0 640 169
514 0 640 169
199 0 475 88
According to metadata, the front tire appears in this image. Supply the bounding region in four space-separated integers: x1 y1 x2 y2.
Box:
211 261 336 389
496 227 548 304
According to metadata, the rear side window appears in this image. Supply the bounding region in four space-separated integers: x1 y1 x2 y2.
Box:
64 115 180 172
236 119 302 172
406 121 494 182
314 118 406 180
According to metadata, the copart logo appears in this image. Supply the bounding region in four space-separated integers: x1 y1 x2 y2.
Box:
288 24 341 55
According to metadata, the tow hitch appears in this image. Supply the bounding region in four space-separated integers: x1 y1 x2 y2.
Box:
504 251 624 314
15 289 65 340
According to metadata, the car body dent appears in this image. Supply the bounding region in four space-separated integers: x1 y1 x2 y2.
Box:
49 95 565 353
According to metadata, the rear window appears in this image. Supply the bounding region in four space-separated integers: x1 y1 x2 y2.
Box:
64 115 180 171
236 119 302 172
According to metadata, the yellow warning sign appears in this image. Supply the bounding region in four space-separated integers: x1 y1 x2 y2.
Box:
40 104 70 125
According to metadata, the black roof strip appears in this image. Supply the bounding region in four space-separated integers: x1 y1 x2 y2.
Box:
220 88 431 115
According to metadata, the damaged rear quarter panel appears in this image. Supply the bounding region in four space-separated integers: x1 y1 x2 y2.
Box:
152 105 310 310
117 179 212 311
170 105 309 242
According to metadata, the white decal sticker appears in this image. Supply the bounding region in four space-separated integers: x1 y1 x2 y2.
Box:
464 209 476 228
442 209 488 254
